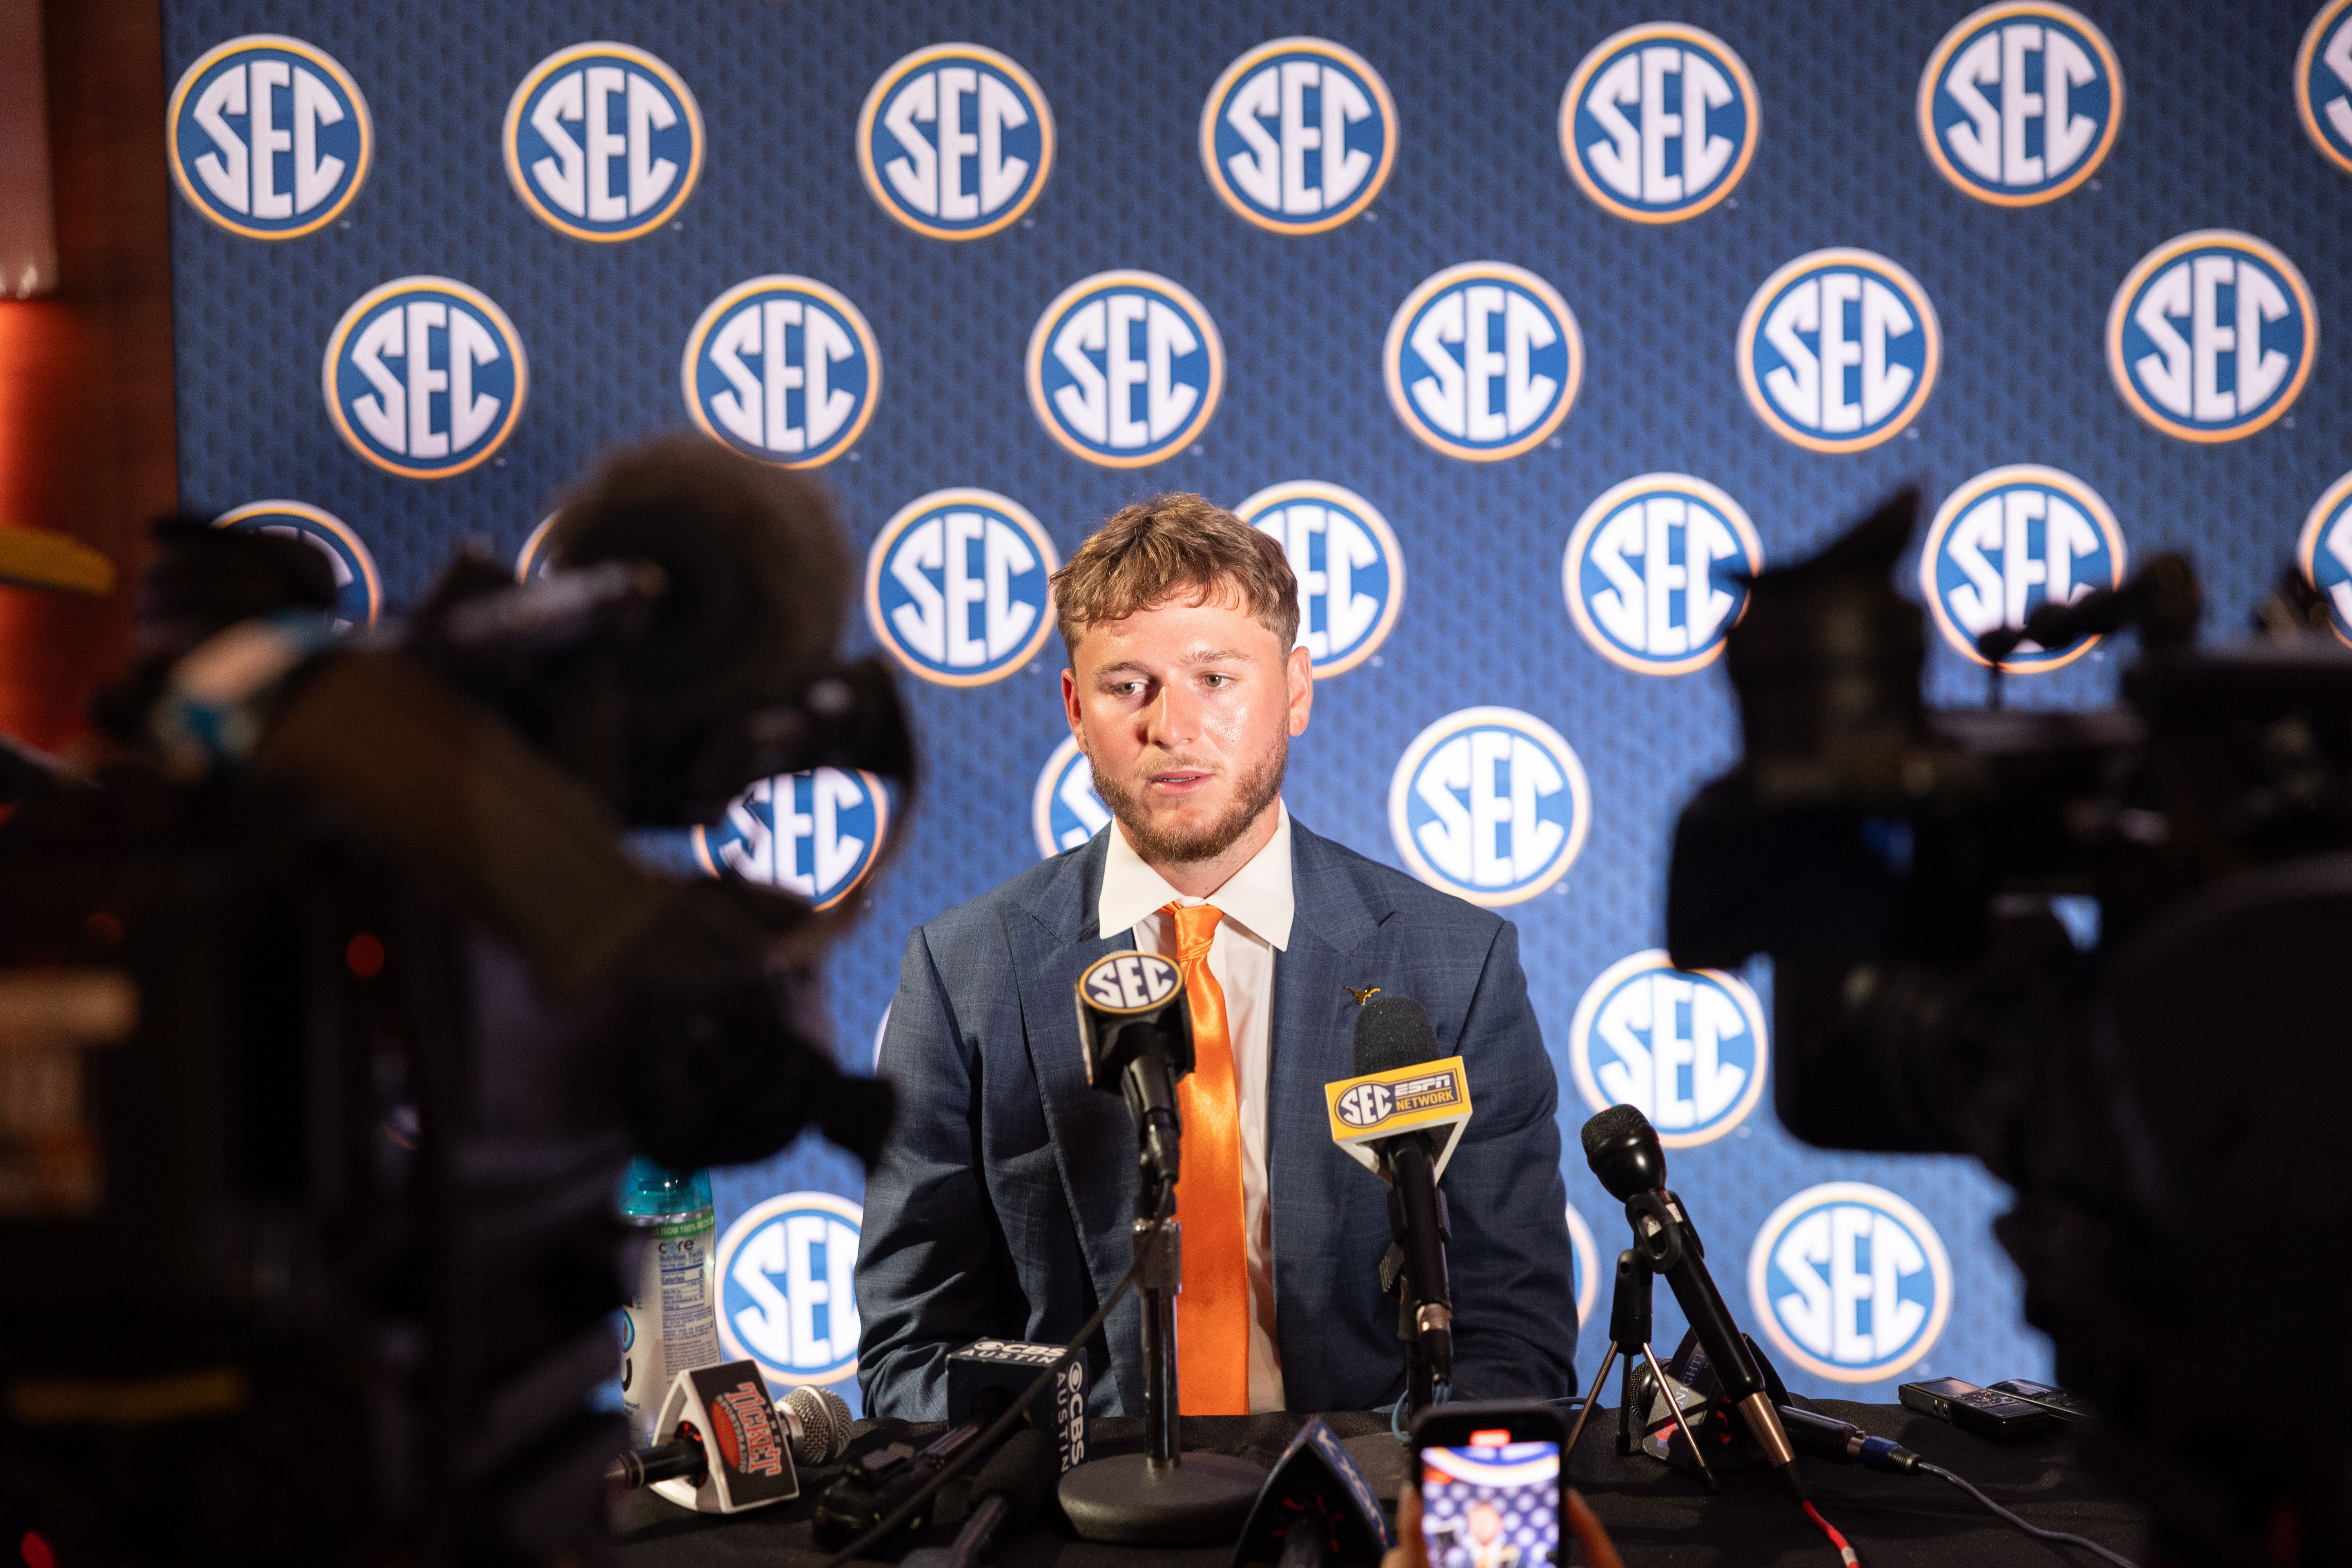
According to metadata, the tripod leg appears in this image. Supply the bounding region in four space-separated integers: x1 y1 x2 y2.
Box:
1638 1341 1719 1494
1560 1343 1619 1466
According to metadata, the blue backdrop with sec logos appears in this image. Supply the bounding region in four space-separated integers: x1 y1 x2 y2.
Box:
162 0 2352 1413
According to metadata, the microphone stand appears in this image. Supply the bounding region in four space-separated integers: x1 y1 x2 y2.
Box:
1058 1056 1267 1543
1561 1250 1717 1493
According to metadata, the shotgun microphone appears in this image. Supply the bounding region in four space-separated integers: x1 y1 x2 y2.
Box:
1581 1103 1808 1501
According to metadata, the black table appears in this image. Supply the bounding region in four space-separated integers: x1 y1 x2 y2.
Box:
614 1401 2150 1568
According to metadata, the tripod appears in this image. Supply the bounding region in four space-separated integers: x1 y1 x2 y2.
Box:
1561 1250 1718 1493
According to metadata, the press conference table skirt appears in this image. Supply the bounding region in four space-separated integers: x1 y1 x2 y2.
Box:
610 1399 2150 1568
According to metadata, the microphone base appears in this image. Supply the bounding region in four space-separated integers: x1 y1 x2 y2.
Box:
1058 1452 1266 1544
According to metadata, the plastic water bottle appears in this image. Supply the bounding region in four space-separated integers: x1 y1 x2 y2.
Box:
617 1159 722 1446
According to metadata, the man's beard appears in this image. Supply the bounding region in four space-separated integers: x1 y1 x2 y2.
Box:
1088 732 1287 867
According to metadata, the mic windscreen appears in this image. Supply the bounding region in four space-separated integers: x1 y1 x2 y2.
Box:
971 1426 1059 1527
1580 1103 1653 1160
1352 995 1440 1076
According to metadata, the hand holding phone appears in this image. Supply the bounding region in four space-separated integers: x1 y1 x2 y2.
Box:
1410 1401 1563 1568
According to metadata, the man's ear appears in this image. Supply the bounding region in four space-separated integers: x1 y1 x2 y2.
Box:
1287 642 1314 736
1061 665 1083 733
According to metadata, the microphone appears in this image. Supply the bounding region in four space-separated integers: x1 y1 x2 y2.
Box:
1581 1104 1807 1500
901 1428 1060 1568
1330 996 1466 1386
607 1383 854 1490
1074 951 1195 1207
1775 1405 1922 1474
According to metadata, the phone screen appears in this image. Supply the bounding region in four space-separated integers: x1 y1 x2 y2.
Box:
1418 1430 1561 1568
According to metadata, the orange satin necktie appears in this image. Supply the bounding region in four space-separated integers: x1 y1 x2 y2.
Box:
1163 901 1251 1415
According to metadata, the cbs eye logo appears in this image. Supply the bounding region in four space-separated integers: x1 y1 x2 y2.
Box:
503 43 703 241
1739 249 1940 452
1559 22 1757 222
1568 951 1768 1145
1917 4 2122 206
1389 707 1590 906
1564 475 1762 675
1200 37 1396 234
859 44 1054 240
695 768 891 911
866 490 1058 687
1921 466 2126 671
2298 471 2352 650
682 276 882 468
213 502 382 632
2299 0 2352 175
169 34 372 240
1385 263 1583 462
1235 482 1405 677
1027 272 1223 467
715 1192 865 1389
1749 1183 1953 1383
322 278 528 479
1033 736 1112 860
2107 231 2315 443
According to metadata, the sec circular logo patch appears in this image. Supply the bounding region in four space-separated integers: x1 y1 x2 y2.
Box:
1199 37 1396 234
1919 466 2126 671
681 276 882 468
1564 474 1761 676
1560 22 1758 223
714 1192 864 1387
1027 271 1223 467
1567 950 1768 1146
865 490 1058 687
2107 231 2315 443
859 44 1054 240
1916 3 2122 206
1235 481 1405 677
1749 1182 1953 1383
321 278 528 479
1739 249 1939 453
1385 263 1583 462
1389 707 1590 906
169 34 372 240
503 42 704 241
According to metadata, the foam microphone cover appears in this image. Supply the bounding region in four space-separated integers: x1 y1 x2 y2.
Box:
1352 995 1439 1076
1580 1103 1652 1160
970 1427 1060 1528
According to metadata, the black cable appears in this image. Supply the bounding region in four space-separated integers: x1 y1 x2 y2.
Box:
1920 1461 2140 1568
813 1205 1170 1568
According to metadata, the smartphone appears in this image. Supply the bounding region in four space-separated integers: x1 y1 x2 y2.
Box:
1411 1401 1565 1568
1898 1376 2054 1440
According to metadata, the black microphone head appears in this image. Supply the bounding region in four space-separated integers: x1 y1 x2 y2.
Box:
1352 995 1439 1075
1582 1103 1668 1200
971 1426 1059 1528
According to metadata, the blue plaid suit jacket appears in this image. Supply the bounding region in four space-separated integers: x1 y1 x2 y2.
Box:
853 817 1579 1417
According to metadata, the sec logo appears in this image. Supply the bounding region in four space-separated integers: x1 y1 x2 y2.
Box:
859 44 1053 240
1079 951 1183 1013
1336 1081 1395 1127
1559 23 1758 223
1385 263 1583 462
1389 707 1590 906
1920 466 2126 671
715 1192 864 1388
1033 735 1112 859
1235 481 1405 677
1567 951 1768 1146
1199 38 1395 235
2300 0 2352 175
1749 1182 1953 1383
866 490 1058 687
1027 271 1223 468
682 276 881 468
2107 231 2316 443
1565 1204 1602 1334
514 514 559 583
693 768 891 911
1739 250 1939 452
1917 4 2122 206
321 277 528 479
2298 471 2352 649
213 501 382 632
502 43 703 242
1563 474 1761 676
168 34 372 240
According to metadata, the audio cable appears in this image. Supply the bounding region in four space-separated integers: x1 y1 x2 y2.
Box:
812 1201 1171 1568
1919 1461 2140 1568
1799 1498 1861 1566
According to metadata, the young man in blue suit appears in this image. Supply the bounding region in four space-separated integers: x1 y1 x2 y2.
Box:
855 493 1578 1417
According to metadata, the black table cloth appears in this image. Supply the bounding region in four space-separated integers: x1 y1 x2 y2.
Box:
613 1400 2149 1568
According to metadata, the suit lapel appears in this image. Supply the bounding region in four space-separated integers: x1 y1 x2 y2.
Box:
1013 832 1140 1315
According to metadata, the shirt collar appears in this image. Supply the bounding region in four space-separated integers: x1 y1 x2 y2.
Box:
1097 801 1294 952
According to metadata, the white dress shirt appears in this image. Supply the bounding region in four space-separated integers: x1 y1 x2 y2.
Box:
1096 801 1293 1413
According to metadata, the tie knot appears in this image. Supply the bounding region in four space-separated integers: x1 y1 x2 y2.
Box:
1163 900 1222 960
